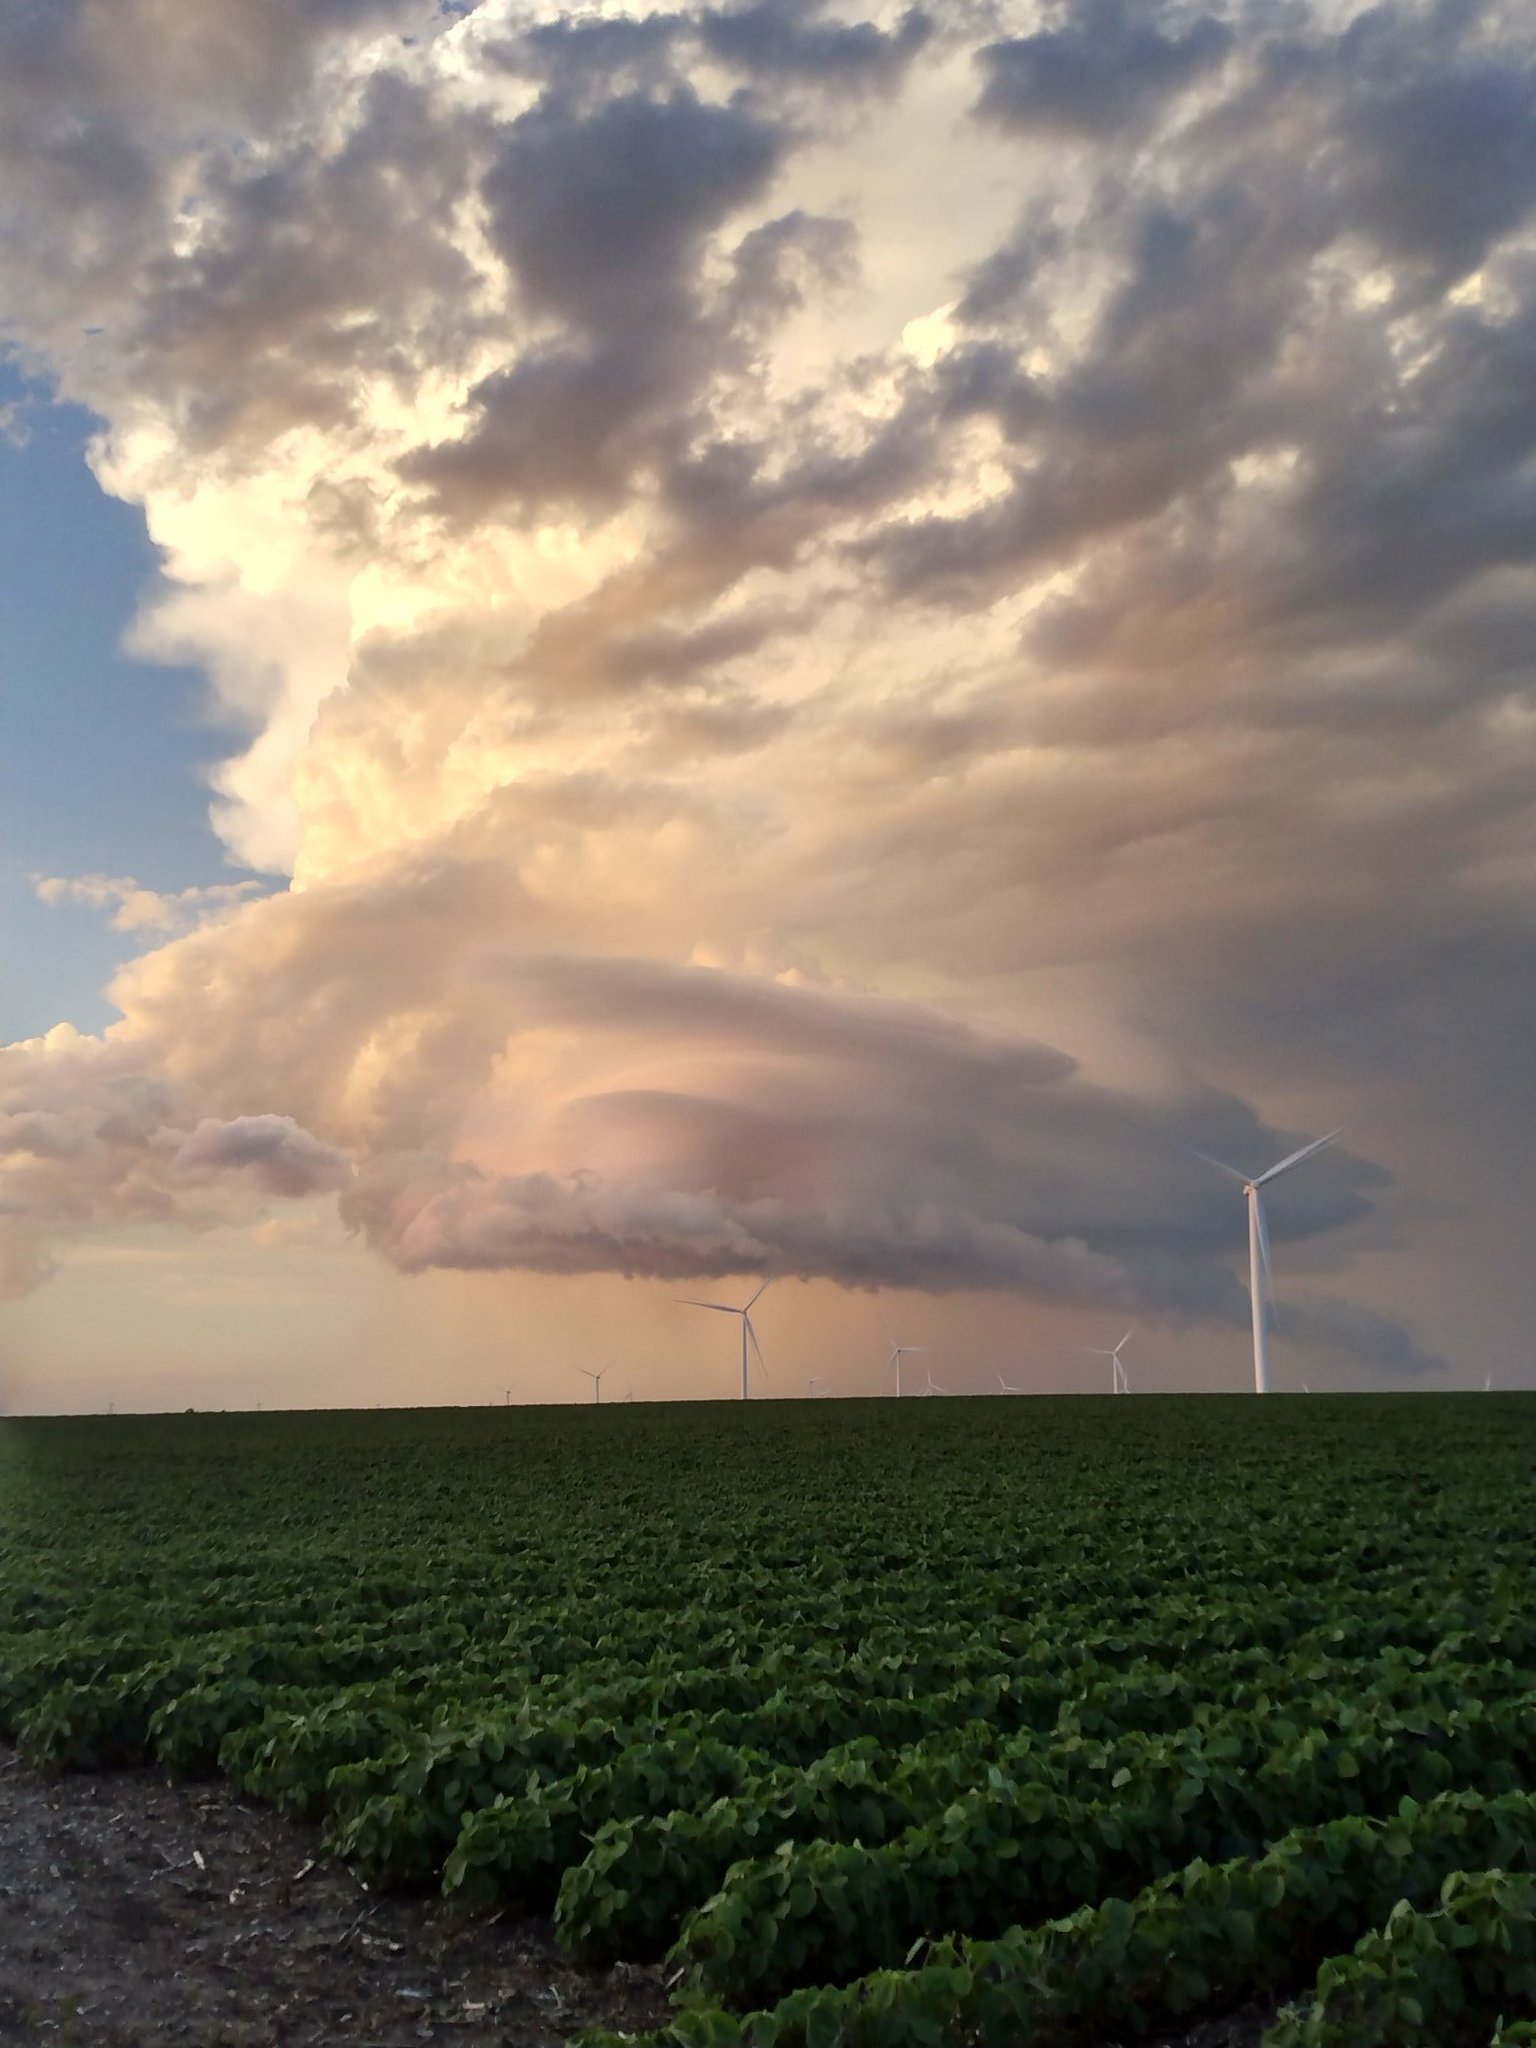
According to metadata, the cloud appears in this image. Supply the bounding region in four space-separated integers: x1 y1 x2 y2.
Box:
173 1115 352 1197
0 1107 90 1160
400 82 787 521
0 1024 351 1260
2 847 1432 1369
35 872 265 934
1273 1294 1446 1376
340 1151 1136 1305
0 0 465 394
1325 15 1536 290
698 0 934 93
489 1 934 104
974 0 1232 140
121 67 489 451
4 0 1524 1386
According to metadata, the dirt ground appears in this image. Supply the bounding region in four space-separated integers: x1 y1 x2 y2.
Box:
0 1743 1283 2048
0 1745 672 2048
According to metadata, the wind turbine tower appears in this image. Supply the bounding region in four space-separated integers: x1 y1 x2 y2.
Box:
679 1279 772 1399
885 1338 926 1399
1190 1128 1344 1394
574 1363 612 1405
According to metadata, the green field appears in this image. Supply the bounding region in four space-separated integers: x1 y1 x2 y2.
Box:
4 1396 1536 2046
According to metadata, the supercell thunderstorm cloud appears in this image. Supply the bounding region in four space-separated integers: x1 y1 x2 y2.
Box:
6 0 1536 1394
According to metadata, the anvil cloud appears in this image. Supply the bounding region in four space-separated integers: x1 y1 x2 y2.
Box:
6 0 1536 1390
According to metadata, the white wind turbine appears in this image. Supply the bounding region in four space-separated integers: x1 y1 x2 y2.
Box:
919 1365 948 1396
679 1278 772 1399
1189 1127 1345 1395
995 1370 1024 1394
1087 1327 1134 1394
573 1363 612 1405
807 1376 827 1398
885 1337 926 1399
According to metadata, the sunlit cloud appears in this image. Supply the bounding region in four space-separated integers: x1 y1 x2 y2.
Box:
35 872 265 935
5 0 1536 1391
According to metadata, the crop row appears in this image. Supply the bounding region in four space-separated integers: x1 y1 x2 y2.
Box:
575 1784 1536 2048
324 1655 1218 1890
8 1611 1096 1772
6 1511 1522 1632
327 1640 1513 1894
439 1655 1338 1915
6 1549 1532 1736
663 1683 1536 2005
1264 1868 1536 2045
540 1658 1536 1959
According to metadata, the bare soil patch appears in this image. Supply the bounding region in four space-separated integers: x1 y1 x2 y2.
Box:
0 1745 670 2048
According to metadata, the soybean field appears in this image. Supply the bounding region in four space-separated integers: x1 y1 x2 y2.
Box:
3 1395 1535 2047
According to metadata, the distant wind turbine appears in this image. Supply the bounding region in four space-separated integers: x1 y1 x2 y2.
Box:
920 1366 948 1397
807 1376 827 1398
1087 1327 1135 1394
995 1370 1024 1395
573 1363 612 1405
1189 1127 1346 1395
885 1338 926 1399
679 1278 772 1399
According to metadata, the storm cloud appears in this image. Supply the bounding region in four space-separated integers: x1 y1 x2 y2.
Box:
4 0 1531 1387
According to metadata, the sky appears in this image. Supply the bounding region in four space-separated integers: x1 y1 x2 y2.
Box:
3 0 1536 1412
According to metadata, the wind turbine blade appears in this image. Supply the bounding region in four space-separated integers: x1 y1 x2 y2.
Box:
1115 1327 1135 1354
1184 1143 1248 1182
745 1275 773 1310
678 1299 739 1313
1255 1126 1346 1186
746 1316 767 1379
